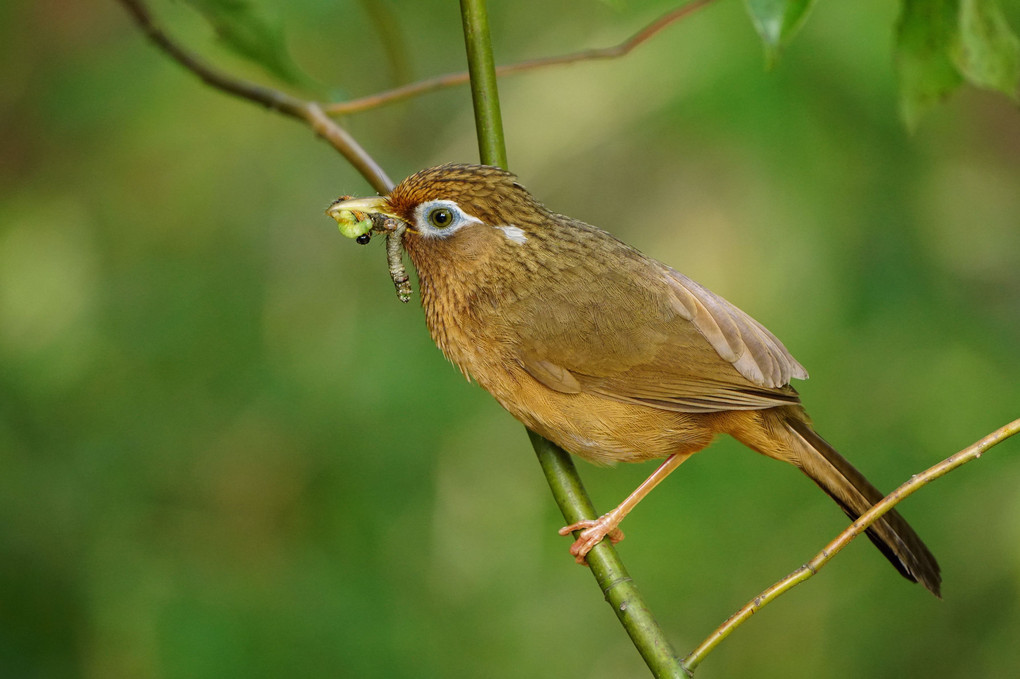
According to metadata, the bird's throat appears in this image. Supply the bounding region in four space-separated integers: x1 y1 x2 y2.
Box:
403 236 494 382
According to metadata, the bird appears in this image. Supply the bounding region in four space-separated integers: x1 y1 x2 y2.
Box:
327 162 941 597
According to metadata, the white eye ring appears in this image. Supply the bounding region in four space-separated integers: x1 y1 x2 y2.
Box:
413 200 481 238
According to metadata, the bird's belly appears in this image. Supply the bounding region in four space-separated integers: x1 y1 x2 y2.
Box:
484 371 717 466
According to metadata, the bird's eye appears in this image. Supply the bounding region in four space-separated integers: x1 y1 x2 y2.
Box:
426 207 454 229
414 200 476 238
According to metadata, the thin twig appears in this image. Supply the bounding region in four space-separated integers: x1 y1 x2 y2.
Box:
302 103 394 192
325 0 716 116
116 0 393 193
681 417 1020 675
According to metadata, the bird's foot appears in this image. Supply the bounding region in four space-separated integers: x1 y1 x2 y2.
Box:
558 514 625 565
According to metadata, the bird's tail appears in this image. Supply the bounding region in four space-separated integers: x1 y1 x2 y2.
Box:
731 408 942 597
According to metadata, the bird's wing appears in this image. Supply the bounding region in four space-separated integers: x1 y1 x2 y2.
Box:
509 259 807 414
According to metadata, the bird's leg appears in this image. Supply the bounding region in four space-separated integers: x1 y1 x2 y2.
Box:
559 451 694 564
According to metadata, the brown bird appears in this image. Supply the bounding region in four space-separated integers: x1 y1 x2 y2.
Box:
328 163 941 596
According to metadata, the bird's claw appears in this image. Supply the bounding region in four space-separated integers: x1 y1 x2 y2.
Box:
558 515 625 565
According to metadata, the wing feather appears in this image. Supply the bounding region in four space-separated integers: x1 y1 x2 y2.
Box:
660 266 807 388
500 220 808 414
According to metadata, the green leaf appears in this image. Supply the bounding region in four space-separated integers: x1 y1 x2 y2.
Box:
895 0 963 129
182 0 307 86
953 0 1020 99
744 0 817 66
896 0 1019 129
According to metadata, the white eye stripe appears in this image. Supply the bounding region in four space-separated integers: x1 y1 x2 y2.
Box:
413 200 482 238
496 225 527 244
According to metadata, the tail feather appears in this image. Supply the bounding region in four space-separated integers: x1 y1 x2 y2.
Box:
728 407 942 597
783 416 942 597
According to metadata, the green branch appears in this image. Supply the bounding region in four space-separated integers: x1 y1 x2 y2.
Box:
458 2 685 676
530 434 688 678
459 0 508 168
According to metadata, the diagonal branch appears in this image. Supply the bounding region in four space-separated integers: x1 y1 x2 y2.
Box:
325 0 716 116
116 0 393 193
530 432 688 678
681 417 1020 675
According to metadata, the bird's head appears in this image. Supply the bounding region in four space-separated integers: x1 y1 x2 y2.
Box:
327 163 547 255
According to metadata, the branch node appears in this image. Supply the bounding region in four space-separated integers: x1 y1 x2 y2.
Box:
600 574 635 602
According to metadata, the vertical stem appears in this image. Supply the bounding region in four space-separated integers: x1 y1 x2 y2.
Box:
458 4 686 677
458 0 508 168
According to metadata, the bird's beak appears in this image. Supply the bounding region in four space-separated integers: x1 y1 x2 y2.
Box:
326 196 402 239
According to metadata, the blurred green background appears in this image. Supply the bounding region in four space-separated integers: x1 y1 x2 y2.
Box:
2 1 1019 677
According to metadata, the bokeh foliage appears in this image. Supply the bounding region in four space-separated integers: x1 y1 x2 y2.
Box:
1 1 1019 677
